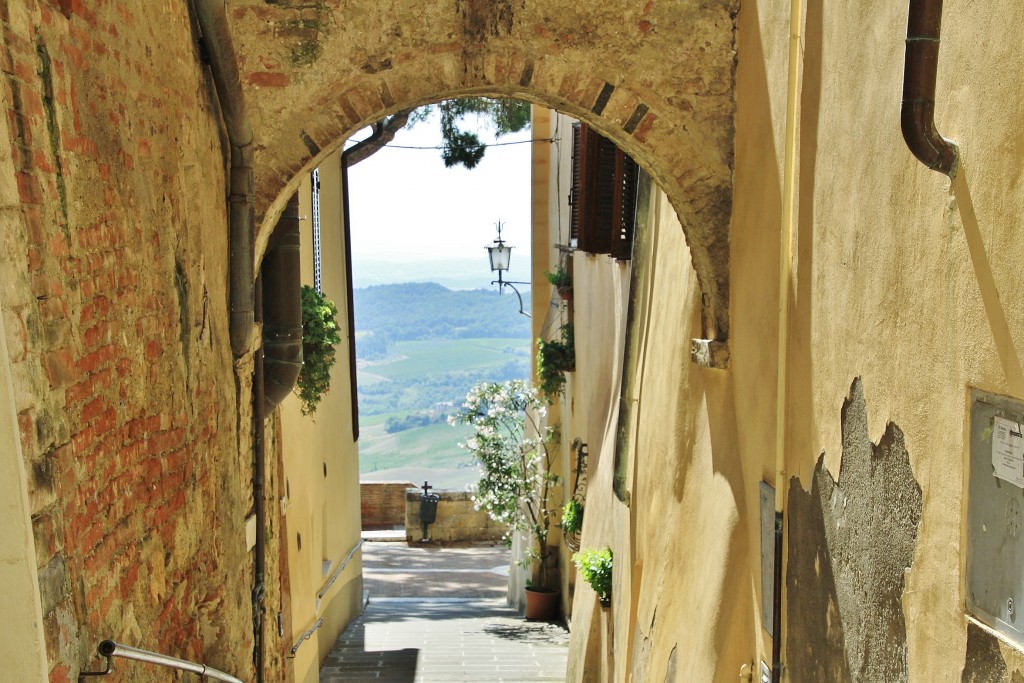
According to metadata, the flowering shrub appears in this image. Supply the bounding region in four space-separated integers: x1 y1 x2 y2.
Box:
451 380 559 589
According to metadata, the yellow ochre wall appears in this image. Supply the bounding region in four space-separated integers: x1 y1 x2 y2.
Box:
279 149 364 683
558 0 1024 679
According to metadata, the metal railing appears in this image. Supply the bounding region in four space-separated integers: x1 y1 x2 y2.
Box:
289 618 324 657
318 539 363 601
79 640 243 683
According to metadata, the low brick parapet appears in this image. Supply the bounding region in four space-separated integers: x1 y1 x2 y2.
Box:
361 481 415 529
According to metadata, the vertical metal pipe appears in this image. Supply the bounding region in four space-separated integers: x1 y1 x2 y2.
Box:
194 0 255 357
902 0 958 175
193 4 263 680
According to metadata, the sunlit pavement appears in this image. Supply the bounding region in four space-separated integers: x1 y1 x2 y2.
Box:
319 541 569 682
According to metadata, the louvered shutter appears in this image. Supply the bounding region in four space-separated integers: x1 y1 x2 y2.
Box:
570 122 582 244
571 123 640 258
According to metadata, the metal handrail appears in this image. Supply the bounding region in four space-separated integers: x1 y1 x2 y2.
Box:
79 640 243 683
289 618 324 656
318 539 363 601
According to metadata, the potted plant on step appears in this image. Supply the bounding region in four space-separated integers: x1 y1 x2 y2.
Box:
573 547 613 607
451 380 560 620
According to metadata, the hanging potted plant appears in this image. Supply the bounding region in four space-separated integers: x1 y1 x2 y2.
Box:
573 547 613 607
544 265 573 300
451 380 561 620
296 285 342 416
561 498 583 551
537 323 575 401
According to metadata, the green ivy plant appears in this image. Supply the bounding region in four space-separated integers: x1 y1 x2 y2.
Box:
573 547 613 604
544 266 572 292
537 323 575 400
451 380 559 591
296 285 342 416
561 499 583 537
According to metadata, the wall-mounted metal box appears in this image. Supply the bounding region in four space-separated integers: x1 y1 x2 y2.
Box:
967 389 1024 646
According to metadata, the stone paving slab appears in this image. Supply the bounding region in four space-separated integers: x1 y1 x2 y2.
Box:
320 598 568 682
320 543 568 682
362 541 511 600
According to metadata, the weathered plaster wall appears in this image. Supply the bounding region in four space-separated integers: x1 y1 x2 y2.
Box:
561 250 632 681
730 0 1024 679
278 153 364 683
786 378 923 681
574 189 752 683
0 2 255 680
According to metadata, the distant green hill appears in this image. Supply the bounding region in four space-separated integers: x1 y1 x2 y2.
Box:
358 338 529 416
353 282 531 342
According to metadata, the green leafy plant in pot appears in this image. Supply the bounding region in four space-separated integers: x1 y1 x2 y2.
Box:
561 498 583 552
544 266 572 299
296 285 342 416
573 547 613 606
452 380 560 618
537 323 575 401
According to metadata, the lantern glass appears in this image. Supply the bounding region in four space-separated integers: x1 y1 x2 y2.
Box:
487 244 512 272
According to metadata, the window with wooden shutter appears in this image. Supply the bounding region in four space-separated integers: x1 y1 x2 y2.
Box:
570 123 640 259
570 122 582 245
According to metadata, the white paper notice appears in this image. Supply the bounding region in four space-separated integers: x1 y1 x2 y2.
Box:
992 416 1024 488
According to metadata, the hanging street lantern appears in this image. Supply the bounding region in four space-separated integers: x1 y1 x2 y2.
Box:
485 221 530 317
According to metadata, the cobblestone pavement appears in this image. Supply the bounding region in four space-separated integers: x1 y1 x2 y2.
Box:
320 541 569 682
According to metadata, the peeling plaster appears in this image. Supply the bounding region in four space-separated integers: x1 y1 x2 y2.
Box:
787 378 923 682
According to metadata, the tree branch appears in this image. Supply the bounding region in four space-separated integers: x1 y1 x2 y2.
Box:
343 107 416 167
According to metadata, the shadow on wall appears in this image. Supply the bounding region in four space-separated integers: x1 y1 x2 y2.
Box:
961 621 1024 683
952 166 1024 395
786 377 923 682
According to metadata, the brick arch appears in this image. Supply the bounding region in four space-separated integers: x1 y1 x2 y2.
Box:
231 0 737 340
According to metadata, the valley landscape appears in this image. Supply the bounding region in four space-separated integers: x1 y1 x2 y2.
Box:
353 282 532 490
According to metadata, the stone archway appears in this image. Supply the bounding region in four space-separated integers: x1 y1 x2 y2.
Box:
228 0 737 340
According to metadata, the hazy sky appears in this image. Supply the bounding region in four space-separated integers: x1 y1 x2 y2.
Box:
346 109 534 271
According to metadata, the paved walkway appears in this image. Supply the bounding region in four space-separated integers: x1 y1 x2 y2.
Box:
320 540 569 682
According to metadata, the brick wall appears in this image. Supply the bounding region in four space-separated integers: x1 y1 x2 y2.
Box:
0 3 254 681
360 481 415 529
405 490 507 545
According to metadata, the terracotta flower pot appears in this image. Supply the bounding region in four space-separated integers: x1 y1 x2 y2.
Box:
524 588 561 621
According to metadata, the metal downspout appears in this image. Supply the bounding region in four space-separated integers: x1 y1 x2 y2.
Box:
340 123 385 441
193 3 262 680
902 0 958 176
195 0 255 357
773 0 805 679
